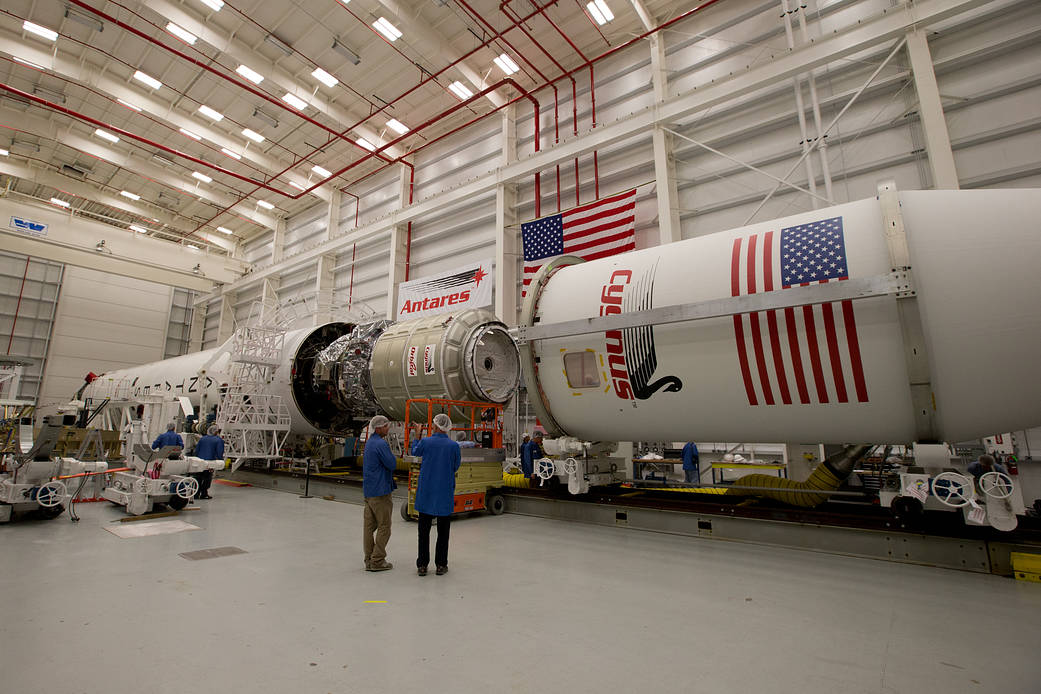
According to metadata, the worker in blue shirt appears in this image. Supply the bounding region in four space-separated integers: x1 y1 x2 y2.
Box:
152 422 183 450
682 442 700 485
413 413 462 576
362 415 397 572
520 430 544 481
967 454 1008 480
192 425 224 500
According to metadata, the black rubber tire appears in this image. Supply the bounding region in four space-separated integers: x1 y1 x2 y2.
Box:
167 495 189 511
891 496 925 529
37 504 65 520
486 494 505 516
400 501 413 521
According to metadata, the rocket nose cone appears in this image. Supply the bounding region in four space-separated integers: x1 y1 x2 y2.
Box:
465 324 520 403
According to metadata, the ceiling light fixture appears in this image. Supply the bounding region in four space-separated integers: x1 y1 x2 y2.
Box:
0 149 8 156
179 127 202 141
133 70 162 90
386 118 409 135
94 128 120 143
197 104 224 121
493 53 520 75
216 226 232 234
129 224 147 233
220 147 242 160
242 128 265 143
312 165 332 177
153 154 176 167
13 57 46 71
586 0 614 25
372 17 402 42
64 7 104 32
32 86 66 103
256 200 274 210
331 39 361 66
192 171 213 183
188 246 200 252
198 0 224 11
50 197 71 208
264 33 293 56
120 190 140 200
165 22 197 45
448 81 473 100
236 64 264 85
355 137 376 152
116 98 142 111
312 67 339 88
23 21 58 42
288 180 306 191
282 92 307 110
252 109 279 128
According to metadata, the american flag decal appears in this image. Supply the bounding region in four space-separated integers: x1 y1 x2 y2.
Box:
522 189 637 296
731 216 868 406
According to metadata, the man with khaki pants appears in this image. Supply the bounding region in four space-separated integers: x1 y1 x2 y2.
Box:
362 415 397 571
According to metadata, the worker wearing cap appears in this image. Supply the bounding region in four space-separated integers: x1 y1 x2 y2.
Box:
362 415 397 572
192 425 224 500
520 431 544 480
413 413 462 576
682 442 700 485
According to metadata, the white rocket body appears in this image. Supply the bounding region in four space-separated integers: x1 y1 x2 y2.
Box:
523 190 1041 444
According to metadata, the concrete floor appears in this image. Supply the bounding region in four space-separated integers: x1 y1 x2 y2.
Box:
2 486 1039 694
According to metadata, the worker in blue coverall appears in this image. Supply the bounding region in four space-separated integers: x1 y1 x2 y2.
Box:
682 442 700 485
362 415 397 572
152 422 183 450
520 430 545 481
413 413 461 576
192 425 224 500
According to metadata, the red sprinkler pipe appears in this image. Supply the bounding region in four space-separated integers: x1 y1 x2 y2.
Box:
6 257 29 355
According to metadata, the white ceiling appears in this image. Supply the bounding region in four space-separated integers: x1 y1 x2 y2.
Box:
0 0 691 254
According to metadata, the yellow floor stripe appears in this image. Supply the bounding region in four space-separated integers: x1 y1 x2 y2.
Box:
364 600 388 604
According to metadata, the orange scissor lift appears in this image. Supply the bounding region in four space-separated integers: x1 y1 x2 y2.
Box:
400 398 507 520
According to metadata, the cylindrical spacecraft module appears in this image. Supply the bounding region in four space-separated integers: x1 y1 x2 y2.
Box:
520 190 1041 444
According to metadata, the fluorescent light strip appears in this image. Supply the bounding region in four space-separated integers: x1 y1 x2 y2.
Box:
288 180 306 191
129 224 147 233
311 67 338 88
587 0 614 25
372 17 402 41
448 81 473 100
312 165 332 177
179 128 202 141
236 64 264 85
116 98 142 111
133 70 162 90
94 128 120 143
493 54 520 75
192 171 213 183
0 149 9 156
120 190 140 200
50 197 70 208
198 0 224 11
197 104 224 121
220 147 242 160
242 128 265 143
216 226 233 234
13 57 46 70
187 244 200 250
282 93 307 110
166 22 197 45
23 21 58 42
386 118 409 135
256 200 274 210
356 138 376 152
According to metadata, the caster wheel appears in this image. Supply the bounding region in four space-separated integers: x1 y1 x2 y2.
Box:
486 494 505 516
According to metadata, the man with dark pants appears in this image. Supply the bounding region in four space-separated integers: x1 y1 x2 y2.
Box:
414 413 461 576
193 425 224 499
682 441 700 485
363 415 397 572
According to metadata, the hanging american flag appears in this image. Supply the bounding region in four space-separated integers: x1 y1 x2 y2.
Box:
731 216 868 406
521 189 637 296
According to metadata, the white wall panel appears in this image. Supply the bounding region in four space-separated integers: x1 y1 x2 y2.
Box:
0 251 63 403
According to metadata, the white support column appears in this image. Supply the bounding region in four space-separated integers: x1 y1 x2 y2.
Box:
188 295 209 352
324 189 342 242
906 29 960 189
495 105 520 326
649 34 682 245
386 163 413 320
314 254 335 325
261 277 280 324
271 217 286 264
217 289 236 344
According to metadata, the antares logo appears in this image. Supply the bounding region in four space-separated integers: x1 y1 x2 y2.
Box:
398 265 487 315
599 266 683 401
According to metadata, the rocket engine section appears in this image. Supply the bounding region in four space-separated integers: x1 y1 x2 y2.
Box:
518 189 1041 445
82 308 520 436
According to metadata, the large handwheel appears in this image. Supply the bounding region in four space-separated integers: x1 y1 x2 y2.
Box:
931 472 973 508
35 481 67 508
535 458 556 480
561 458 578 476
979 471 1014 500
174 477 199 500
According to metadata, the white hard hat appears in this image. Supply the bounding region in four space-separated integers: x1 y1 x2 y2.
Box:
723 453 735 462
433 413 453 433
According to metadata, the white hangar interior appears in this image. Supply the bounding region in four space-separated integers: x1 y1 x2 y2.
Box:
1 0 1040 692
